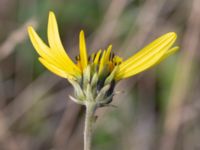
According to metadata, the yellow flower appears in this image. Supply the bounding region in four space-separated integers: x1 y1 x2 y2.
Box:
28 11 179 106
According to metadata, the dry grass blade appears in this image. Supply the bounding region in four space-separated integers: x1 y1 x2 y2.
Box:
159 0 200 149
0 18 38 61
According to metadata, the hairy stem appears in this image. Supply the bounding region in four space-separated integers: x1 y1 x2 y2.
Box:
84 103 96 150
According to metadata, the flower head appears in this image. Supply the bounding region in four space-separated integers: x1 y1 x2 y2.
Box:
28 11 179 107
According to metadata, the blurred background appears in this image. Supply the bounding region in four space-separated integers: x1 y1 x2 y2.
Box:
0 0 199 150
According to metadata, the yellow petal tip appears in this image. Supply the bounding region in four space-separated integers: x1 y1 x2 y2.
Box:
80 30 85 36
49 11 55 16
27 26 36 38
166 32 177 39
27 26 33 32
108 44 112 49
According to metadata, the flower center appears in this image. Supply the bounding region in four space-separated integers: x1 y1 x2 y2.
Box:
70 48 123 107
76 49 123 75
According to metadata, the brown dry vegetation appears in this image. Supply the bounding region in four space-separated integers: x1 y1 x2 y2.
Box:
0 0 200 150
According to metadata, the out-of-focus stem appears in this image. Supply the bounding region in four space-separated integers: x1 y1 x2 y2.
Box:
160 0 200 150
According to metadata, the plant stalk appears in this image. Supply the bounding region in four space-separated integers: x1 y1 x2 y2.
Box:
84 103 96 150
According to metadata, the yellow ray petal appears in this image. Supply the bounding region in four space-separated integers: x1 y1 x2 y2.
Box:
156 46 179 64
119 32 176 70
99 50 106 74
116 32 177 80
28 27 66 69
47 11 81 74
79 30 88 70
28 26 79 77
94 50 102 64
28 26 51 57
39 57 74 79
105 45 112 63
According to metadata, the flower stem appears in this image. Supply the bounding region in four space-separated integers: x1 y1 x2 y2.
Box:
84 103 96 150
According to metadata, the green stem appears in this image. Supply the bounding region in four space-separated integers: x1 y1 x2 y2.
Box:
84 103 96 150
